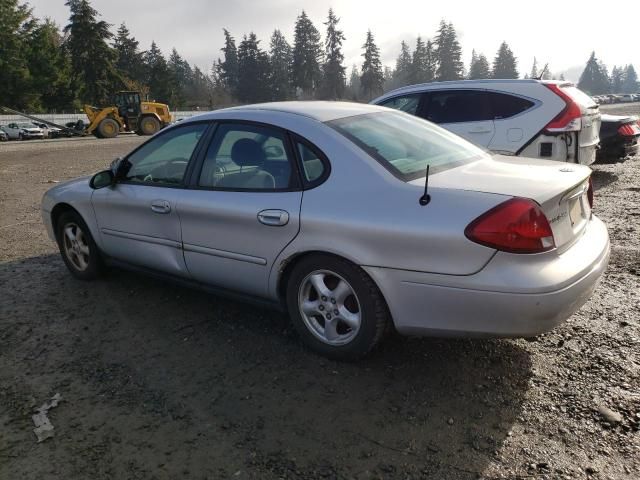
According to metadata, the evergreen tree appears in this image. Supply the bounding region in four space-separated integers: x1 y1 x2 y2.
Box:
529 57 539 79
269 29 293 100
383 66 394 93
143 41 171 103
610 66 624 93
577 52 610 95
345 64 360 101
392 41 413 88
167 48 192 108
622 65 638 93
113 23 144 84
236 33 271 103
220 29 239 97
26 19 74 111
492 41 519 79
64 0 116 105
292 11 323 97
0 0 35 109
360 30 384 100
468 50 490 79
320 8 346 100
434 20 463 81
410 37 436 84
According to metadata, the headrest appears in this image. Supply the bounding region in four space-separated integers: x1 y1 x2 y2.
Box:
231 138 265 167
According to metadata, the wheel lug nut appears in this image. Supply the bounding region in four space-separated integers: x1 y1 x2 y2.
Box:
319 305 325 311
326 313 332 320
334 310 339 315
321 296 327 301
330 298 336 304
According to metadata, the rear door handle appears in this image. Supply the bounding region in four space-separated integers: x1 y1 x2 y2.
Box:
469 127 492 134
257 209 289 226
151 200 171 214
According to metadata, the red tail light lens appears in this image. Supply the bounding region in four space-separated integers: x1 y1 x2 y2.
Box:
587 177 594 209
465 198 556 254
544 84 582 132
618 123 640 136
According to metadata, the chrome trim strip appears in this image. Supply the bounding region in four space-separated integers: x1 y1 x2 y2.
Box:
101 228 181 249
183 243 267 266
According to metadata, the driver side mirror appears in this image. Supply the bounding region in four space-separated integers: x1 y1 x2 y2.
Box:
89 169 114 189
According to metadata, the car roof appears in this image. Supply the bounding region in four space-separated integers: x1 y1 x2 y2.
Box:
373 79 572 101
183 101 386 123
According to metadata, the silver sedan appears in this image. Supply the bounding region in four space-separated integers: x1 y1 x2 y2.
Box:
41 102 610 359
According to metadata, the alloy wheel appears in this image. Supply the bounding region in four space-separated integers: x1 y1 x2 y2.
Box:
62 222 90 271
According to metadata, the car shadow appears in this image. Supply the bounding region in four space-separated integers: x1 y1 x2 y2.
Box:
1 255 533 479
590 169 618 191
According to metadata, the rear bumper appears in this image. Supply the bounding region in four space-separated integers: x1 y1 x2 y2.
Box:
365 215 610 337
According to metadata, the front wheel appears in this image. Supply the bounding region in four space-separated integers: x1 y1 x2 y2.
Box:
56 211 103 280
286 254 390 360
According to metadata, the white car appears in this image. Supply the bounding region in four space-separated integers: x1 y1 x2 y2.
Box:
2 122 44 140
372 80 601 165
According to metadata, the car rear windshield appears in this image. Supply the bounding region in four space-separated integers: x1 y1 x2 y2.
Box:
328 111 487 181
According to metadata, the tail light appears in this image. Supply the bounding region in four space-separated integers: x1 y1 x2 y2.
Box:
618 123 640 136
544 84 582 132
587 177 594 209
465 198 555 254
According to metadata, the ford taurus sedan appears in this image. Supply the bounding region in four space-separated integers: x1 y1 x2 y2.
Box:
41 102 610 359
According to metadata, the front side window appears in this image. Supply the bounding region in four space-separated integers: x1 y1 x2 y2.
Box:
198 123 293 190
328 111 487 181
379 94 422 115
124 123 207 185
423 90 491 124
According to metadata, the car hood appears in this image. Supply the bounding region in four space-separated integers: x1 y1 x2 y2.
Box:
420 155 591 204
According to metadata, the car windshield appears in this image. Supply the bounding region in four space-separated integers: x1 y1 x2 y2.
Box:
328 111 487 181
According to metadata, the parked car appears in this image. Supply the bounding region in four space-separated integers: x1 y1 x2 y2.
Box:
597 114 640 161
372 80 601 165
41 102 610 359
0 128 8 142
34 122 62 139
2 122 44 140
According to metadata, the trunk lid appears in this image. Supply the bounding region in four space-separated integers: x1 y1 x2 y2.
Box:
562 85 601 165
419 155 592 250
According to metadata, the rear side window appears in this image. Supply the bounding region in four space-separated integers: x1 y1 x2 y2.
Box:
296 141 327 184
423 90 491 124
379 94 422 115
488 92 535 119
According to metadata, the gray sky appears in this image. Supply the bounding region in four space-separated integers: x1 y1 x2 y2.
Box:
28 0 638 81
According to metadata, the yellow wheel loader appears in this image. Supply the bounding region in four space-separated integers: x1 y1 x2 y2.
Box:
84 91 172 138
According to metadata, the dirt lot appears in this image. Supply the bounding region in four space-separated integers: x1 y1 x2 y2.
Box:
1 108 639 479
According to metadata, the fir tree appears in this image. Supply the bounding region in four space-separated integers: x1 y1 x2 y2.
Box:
410 37 436 84
167 48 192 108
64 0 116 105
292 11 323 97
492 41 519 79
113 23 144 84
468 50 490 79
143 41 171 103
610 66 624 93
578 52 610 95
236 33 271 103
392 41 413 88
220 29 239 97
360 30 384 100
269 29 293 101
434 20 463 81
622 65 638 93
320 8 346 99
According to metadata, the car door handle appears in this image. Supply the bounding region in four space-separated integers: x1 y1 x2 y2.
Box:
257 209 289 226
469 127 492 134
151 200 171 214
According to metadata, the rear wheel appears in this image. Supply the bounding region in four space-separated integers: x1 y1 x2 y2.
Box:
286 254 390 360
97 118 119 138
56 211 103 280
138 116 160 136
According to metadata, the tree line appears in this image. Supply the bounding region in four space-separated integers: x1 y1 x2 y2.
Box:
1 0 638 113
577 52 639 95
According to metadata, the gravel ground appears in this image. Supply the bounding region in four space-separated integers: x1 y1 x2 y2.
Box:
1 107 639 479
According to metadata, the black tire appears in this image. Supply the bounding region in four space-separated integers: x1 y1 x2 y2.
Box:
138 116 160 136
97 118 119 138
19 133 25 141
286 254 390 360
55 211 103 280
